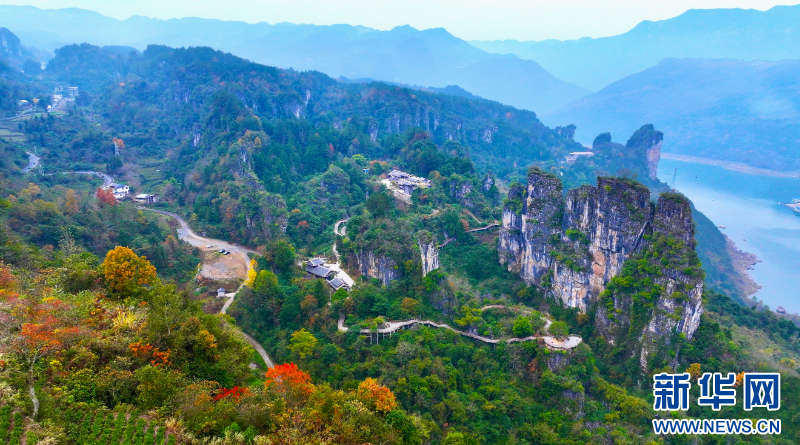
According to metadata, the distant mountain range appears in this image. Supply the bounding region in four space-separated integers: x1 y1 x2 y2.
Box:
471 5 800 90
543 58 800 171
0 5 588 114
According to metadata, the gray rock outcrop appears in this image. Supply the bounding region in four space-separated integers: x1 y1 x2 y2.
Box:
499 169 704 368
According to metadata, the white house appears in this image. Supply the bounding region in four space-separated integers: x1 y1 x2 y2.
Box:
102 183 130 200
565 152 595 163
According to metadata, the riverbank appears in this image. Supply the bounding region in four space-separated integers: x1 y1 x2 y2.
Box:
661 153 800 178
724 235 761 297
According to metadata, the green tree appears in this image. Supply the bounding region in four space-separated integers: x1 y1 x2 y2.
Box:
442 431 481 445
289 329 318 359
273 240 296 277
366 192 393 218
135 365 185 409
312 279 328 307
331 288 348 302
549 321 569 337
512 316 533 337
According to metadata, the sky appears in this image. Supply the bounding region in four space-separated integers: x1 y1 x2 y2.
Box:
0 0 796 41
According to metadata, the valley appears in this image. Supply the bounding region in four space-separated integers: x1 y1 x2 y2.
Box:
659 158 800 315
0 10 799 445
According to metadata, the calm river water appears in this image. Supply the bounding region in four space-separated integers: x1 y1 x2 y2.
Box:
658 159 800 314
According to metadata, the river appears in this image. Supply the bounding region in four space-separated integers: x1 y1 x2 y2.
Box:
658 159 800 315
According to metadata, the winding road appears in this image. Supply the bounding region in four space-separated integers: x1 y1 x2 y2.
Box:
27 162 275 368
63 170 115 186
141 208 274 368
21 152 40 173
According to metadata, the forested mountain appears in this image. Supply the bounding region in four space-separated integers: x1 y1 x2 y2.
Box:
1 38 799 445
0 5 588 113
543 58 800 171
471 4 800 90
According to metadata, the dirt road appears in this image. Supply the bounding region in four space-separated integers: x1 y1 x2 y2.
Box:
147 208 256 280
143 208 274 368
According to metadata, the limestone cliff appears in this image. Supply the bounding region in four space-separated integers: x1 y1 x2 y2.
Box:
417 231 440 277
595 193 704 368
499 170 704 368
497 171 563 285
354 250 400 286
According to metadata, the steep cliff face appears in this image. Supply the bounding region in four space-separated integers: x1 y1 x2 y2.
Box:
355 250 400 286
499 171 704 367
497 171 563 284
417 231 440 277
646 139 662 181
500 172 651 311
595 193 704 368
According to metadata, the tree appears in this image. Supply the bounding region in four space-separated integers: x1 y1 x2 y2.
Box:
366 192 393 218
548 321 569 337
272 240 296 277
442 431 481 445
112 137 125 156
264 363 314 398
331 288 348 302
512 316 533 337
244 259 257 287
400 298 419 316
357 378 398 413
135 365 185 409
64 189 80 215
686 363 702 381
0 294 87 419
101 246 157 297
289 328 318 359
96 187 118 206
312 279 327 307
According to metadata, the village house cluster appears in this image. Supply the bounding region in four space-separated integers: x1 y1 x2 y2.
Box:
18 86 80 111
101 183 159 204
305 258 355 291
386 169 432 195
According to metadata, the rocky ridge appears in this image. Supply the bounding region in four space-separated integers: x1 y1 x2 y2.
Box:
499 169 704 367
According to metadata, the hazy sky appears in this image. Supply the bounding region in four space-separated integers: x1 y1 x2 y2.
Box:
1 0 796 40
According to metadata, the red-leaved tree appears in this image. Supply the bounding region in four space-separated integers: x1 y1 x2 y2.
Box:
96 187 118 206
0 294 88 418
264 363 315 400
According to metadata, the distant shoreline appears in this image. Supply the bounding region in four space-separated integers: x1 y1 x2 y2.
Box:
723 235 761 297
661 153 800 179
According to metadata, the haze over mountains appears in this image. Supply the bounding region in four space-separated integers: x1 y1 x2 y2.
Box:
544 58 800 171
471 4 800 91
0 5 588 114
3 3 800 172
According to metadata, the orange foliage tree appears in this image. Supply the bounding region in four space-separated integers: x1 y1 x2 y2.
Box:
96 187 118 206
112 137 125 153
101 246 157 296
264 363 315 398
129 341 172 367
356 377 398 413
64 189 80 215
0 294 88 418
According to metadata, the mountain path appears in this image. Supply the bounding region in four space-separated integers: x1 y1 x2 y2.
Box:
337 305 581 350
